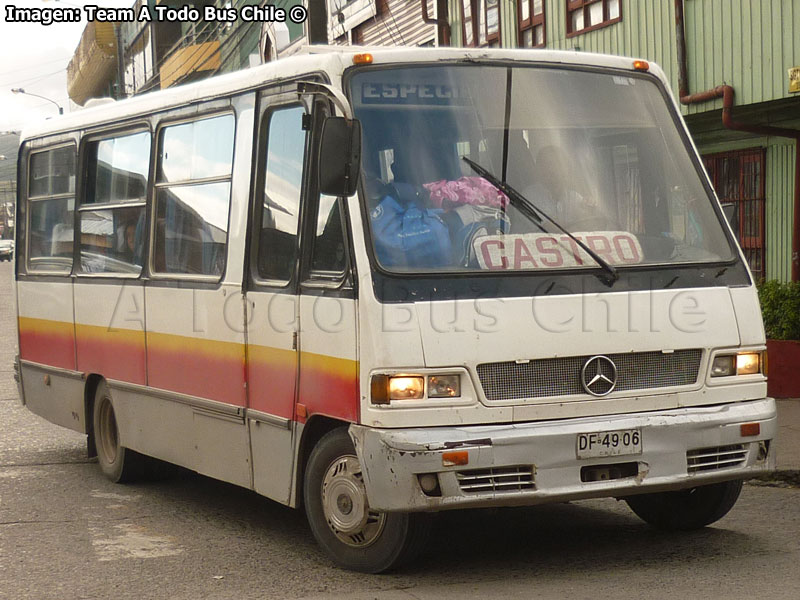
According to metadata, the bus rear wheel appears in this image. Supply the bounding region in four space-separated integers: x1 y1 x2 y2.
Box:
303 428 431 573
92 381 144 483
625 479 743 530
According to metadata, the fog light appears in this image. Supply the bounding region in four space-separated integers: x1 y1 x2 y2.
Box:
418 473 439 493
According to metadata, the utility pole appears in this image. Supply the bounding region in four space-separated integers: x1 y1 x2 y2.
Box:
307 1 328 45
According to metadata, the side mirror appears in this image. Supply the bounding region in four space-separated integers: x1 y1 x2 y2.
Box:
720 202 739 239
318 117 361 197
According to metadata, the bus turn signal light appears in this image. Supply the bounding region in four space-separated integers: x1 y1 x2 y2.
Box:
442 450 469 467
740 423 760 437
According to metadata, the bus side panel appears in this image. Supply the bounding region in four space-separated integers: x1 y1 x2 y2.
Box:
109 383 251 488
246 290 298 504
297 295 359 423
19 362 86 433
74 282 146 384
144 284 251 487
17 280 76 370
145 285 246 406
109 384 195 469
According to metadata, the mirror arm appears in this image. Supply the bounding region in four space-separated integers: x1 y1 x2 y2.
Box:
297 81 353 121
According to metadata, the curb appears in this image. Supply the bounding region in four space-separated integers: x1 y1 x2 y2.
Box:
747 470 800 488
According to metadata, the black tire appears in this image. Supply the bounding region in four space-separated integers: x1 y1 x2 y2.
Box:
92 381 146 483
303 428 432 573
625 479 744 530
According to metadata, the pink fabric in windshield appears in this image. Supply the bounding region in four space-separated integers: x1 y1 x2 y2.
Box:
423 176 509 209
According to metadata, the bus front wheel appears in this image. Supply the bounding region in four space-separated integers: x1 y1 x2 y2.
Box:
303 428 431 573
92 381 143 483
625 479 743 530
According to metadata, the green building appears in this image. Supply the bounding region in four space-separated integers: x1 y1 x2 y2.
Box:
447 0 800 282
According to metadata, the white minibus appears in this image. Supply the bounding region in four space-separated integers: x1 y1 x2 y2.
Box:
15 46 776 572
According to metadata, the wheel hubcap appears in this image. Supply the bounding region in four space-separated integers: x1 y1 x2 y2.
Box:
321 455 386 548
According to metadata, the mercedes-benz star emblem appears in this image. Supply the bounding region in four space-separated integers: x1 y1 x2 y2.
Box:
581 356 617 396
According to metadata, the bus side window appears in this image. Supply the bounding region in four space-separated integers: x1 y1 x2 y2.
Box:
27 146 76 274
153 114 235 278
80 131 150 275
257 105 306 282
309 195 346 274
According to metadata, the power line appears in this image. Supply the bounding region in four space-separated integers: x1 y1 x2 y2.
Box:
167 5 270 89
170 17 260 88
136 1 267 94
130 7 233 94
0 69 67 89
0 57 69 79
384 1 407 45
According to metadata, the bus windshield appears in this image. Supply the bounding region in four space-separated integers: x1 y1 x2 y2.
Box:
350 64 735 273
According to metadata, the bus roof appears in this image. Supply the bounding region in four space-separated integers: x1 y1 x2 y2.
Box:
20 46 661 143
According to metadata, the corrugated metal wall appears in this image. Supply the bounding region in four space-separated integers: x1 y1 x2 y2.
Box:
545 0 678 94
458 0 800 116
765 142 796 281
466 0 799 282
357 0 436 46
682 0 800 114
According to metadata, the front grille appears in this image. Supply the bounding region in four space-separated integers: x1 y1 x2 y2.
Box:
456 466 535 494
477 349 702 401
687 444 748 473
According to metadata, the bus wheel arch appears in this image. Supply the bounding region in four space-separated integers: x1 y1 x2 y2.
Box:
90 379 144 483
302 426 431 573
625 479 744 530
296 415 348 508
84 373 104 459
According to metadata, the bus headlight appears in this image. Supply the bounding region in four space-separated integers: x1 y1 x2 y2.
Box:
735 352 761 375
370 373 462 404
427 375 461 398
388 376 425 400
711 352 762 377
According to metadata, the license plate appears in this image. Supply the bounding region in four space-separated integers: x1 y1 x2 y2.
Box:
576 429 642 459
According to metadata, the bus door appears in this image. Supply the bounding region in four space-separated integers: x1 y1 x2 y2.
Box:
246 93 358 505
245 93 306 504
295 100 359 441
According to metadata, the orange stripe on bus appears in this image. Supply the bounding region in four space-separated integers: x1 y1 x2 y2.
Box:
18 316 76 370
18 317 359 421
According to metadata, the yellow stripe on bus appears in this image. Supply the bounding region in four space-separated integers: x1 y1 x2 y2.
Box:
18 316 75 338
19 317 357 375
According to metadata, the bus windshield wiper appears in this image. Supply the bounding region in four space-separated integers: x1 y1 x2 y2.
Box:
462 156 619 286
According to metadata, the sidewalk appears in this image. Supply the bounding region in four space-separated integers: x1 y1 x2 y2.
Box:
776 398 800 472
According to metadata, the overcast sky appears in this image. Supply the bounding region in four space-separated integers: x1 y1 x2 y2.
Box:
0 0 131 132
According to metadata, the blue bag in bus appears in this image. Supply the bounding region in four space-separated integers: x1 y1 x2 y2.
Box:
370 183 452 268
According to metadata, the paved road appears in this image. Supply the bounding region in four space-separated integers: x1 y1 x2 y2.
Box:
1 261 799 600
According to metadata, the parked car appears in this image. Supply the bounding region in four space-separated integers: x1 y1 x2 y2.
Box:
0 240 14 261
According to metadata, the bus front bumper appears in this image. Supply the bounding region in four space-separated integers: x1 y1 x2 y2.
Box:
349 398 777 512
